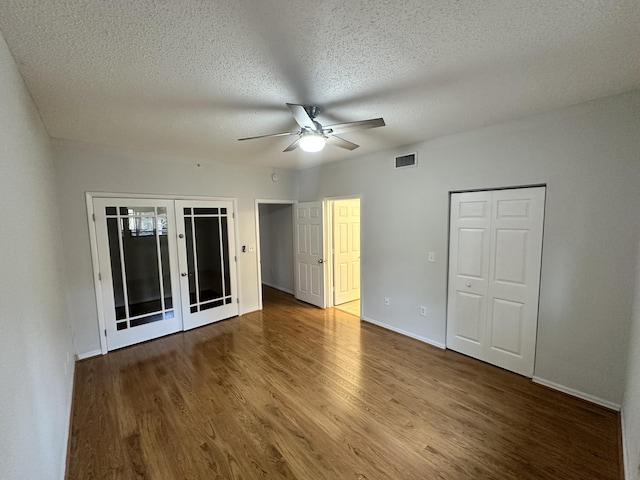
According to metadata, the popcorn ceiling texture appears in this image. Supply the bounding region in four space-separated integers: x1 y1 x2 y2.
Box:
0 0 638 168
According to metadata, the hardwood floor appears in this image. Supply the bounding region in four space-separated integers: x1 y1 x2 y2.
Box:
334 298 360 318
67 287 622 479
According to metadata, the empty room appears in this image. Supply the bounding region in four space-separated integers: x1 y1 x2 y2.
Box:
1 1 639 479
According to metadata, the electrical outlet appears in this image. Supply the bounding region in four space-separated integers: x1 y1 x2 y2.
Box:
420 306 427 317
384 297 390 306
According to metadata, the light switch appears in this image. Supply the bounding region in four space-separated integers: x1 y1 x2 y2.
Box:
428 252 436 262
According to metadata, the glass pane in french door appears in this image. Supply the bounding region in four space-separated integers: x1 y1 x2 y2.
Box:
176 200 238 330
94 198 182 350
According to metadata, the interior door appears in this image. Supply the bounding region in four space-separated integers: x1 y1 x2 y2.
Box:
333 199 361 305
484 187 545 376
94 198 182 350
294 202 325 307
446 187 545 377
175 200 239 330
446 191 492 360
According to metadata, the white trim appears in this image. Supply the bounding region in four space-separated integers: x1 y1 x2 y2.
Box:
86 191 237 201
261 281 294 295
77 349 102 360
85 193 108 354
362 315 446 349
254 199 296 310
532 376 621 411
621 407 629 480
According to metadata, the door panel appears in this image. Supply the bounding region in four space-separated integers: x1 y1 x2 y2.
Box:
447 187 545 377
94 198 182 350
333 199 361 305
446 191 492 360
294 202 325 307
176 200 238 330
485 187 545 376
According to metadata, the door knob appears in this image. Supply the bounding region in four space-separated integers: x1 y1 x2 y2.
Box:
465 282 471 287
181 273 188 277
318 259 324 264
178 233 184 239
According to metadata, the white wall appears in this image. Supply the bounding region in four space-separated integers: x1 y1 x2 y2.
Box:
623 230 640 479
0 32 74 480
52 139 297 356
258 203 294 293
297 91 640 406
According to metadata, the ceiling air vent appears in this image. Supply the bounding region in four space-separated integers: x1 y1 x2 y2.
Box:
394 152 417 169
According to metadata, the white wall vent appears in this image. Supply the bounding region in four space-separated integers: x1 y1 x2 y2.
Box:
394 152 417 169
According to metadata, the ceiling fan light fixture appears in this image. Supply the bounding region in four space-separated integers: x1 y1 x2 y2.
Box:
299 132 325 152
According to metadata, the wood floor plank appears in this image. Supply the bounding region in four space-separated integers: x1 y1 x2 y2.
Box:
67 287 622 479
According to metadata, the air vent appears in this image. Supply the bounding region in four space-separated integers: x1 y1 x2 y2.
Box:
394 152 417 169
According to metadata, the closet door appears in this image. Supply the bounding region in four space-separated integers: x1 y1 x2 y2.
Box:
447 187 545 377
94 198 182 350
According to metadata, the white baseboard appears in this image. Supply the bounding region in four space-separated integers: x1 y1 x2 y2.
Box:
262 282 294 295
532 376 621 411
76 349 101 360
621 406 630 480
361 316 446 350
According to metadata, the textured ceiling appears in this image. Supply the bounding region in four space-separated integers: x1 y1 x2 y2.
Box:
0 1 638 169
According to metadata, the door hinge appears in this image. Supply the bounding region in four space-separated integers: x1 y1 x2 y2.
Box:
232 212 235 219
98 272 102 281
236 298 239 304
234 256 237 262
92 213 96 222
104 329 107 337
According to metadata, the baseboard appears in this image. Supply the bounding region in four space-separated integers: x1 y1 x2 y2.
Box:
261 282 294 295
532 376 621 411
361 316 446 349
76 349 101 360
621 407 629 480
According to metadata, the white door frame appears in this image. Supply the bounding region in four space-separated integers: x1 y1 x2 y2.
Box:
86 192 241 355
445 183 546 374
254 199 296 310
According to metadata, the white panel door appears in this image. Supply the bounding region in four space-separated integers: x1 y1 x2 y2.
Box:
447 187 545 377
333 199 361 305
175 200 239 330
294 202 325 307
485 187 545 376
94 198 182 350
446 191 492 360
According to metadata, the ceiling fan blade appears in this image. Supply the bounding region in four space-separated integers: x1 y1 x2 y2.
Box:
287 103 316 130
323 118 385 135
326 135 359 151
283 137 300 152
238 130 299 141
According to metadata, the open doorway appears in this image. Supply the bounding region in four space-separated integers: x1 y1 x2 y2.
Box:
255 200 295 309
328 198 361 317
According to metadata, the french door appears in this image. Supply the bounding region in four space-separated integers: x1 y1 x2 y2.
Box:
175 200 238 330
93 197 238 351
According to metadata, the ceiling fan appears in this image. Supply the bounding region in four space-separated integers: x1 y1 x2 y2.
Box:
238 103 385 153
